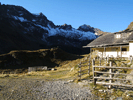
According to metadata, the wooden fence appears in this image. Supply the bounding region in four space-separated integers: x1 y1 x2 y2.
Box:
78 58 91 80
92 60 133 88
78 57 108 80
78 56 133 88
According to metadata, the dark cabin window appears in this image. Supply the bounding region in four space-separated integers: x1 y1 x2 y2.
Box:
122 48 127 51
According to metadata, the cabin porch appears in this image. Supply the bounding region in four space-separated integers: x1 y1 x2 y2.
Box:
91 45 130 58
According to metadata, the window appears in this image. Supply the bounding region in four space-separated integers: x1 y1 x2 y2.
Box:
116 34 121 38
122 48 127 51
122 48 127 55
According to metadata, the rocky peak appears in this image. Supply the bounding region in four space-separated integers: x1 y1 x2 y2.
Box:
78 24 95 33
77 24 107 36
126 21 133 31
59 24 72 30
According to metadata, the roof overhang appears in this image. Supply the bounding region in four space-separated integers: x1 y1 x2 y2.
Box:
83 43 129 48
128 40 133 42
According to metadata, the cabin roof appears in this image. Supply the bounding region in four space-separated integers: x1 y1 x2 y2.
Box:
85 30 133 48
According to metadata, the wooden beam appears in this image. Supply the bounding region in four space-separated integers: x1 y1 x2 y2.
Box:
93 66 133 69
109 62 112 88
104 47 106 57
94 77 132 81
86 44 129 48
120 46 122 57
94 71 133 76
96 82 133 87
92 59 96 85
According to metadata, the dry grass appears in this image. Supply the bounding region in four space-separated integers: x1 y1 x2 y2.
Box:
1 50 133 99
0 53 89 80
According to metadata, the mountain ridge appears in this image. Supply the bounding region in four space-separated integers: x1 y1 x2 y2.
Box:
0 3 107 54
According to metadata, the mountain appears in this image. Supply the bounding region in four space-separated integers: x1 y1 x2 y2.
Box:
0 3 103 54
126 21 133 31
78 24 100 33
78 24 110 36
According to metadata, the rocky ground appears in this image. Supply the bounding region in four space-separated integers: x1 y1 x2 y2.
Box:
0 77 98 100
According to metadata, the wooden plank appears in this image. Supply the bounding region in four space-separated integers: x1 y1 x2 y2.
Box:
94 77 132 81
94 71 133 76
96 82 133 87
93 66 133 69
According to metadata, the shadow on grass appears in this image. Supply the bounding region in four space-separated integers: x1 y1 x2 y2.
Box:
0 48 85 73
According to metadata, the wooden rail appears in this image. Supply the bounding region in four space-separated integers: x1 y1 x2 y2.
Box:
96 82 133 87
94 66 133 69
94 71 133 76
78 57 110 80
92 60 133 88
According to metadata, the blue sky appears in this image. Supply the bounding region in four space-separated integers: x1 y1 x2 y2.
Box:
1 0 133 32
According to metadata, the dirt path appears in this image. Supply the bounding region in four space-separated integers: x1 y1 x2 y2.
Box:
0 77 98 100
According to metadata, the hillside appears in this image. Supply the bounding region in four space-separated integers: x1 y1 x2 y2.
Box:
0 48 84 72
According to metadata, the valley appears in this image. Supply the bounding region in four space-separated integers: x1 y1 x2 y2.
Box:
1 2 133 100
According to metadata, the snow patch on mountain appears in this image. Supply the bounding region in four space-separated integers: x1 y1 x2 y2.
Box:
32 19 36 22
37 23 97 41
18 17 27 22
12 14 97 41
13 16 28 22
35 24 49 30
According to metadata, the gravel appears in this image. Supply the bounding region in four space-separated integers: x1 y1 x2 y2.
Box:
0 78 98 100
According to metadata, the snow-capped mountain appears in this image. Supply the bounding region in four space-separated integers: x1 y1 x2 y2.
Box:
78 24 107 36
0 3 103 54
10 13 97 41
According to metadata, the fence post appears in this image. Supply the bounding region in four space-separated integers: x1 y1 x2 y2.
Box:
88 57 91 75
109 61 112 89
92 59 95 66
99 58 101 66
78 62 82 81
130 55 133 64
92 59 96 85
107 56 109 64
